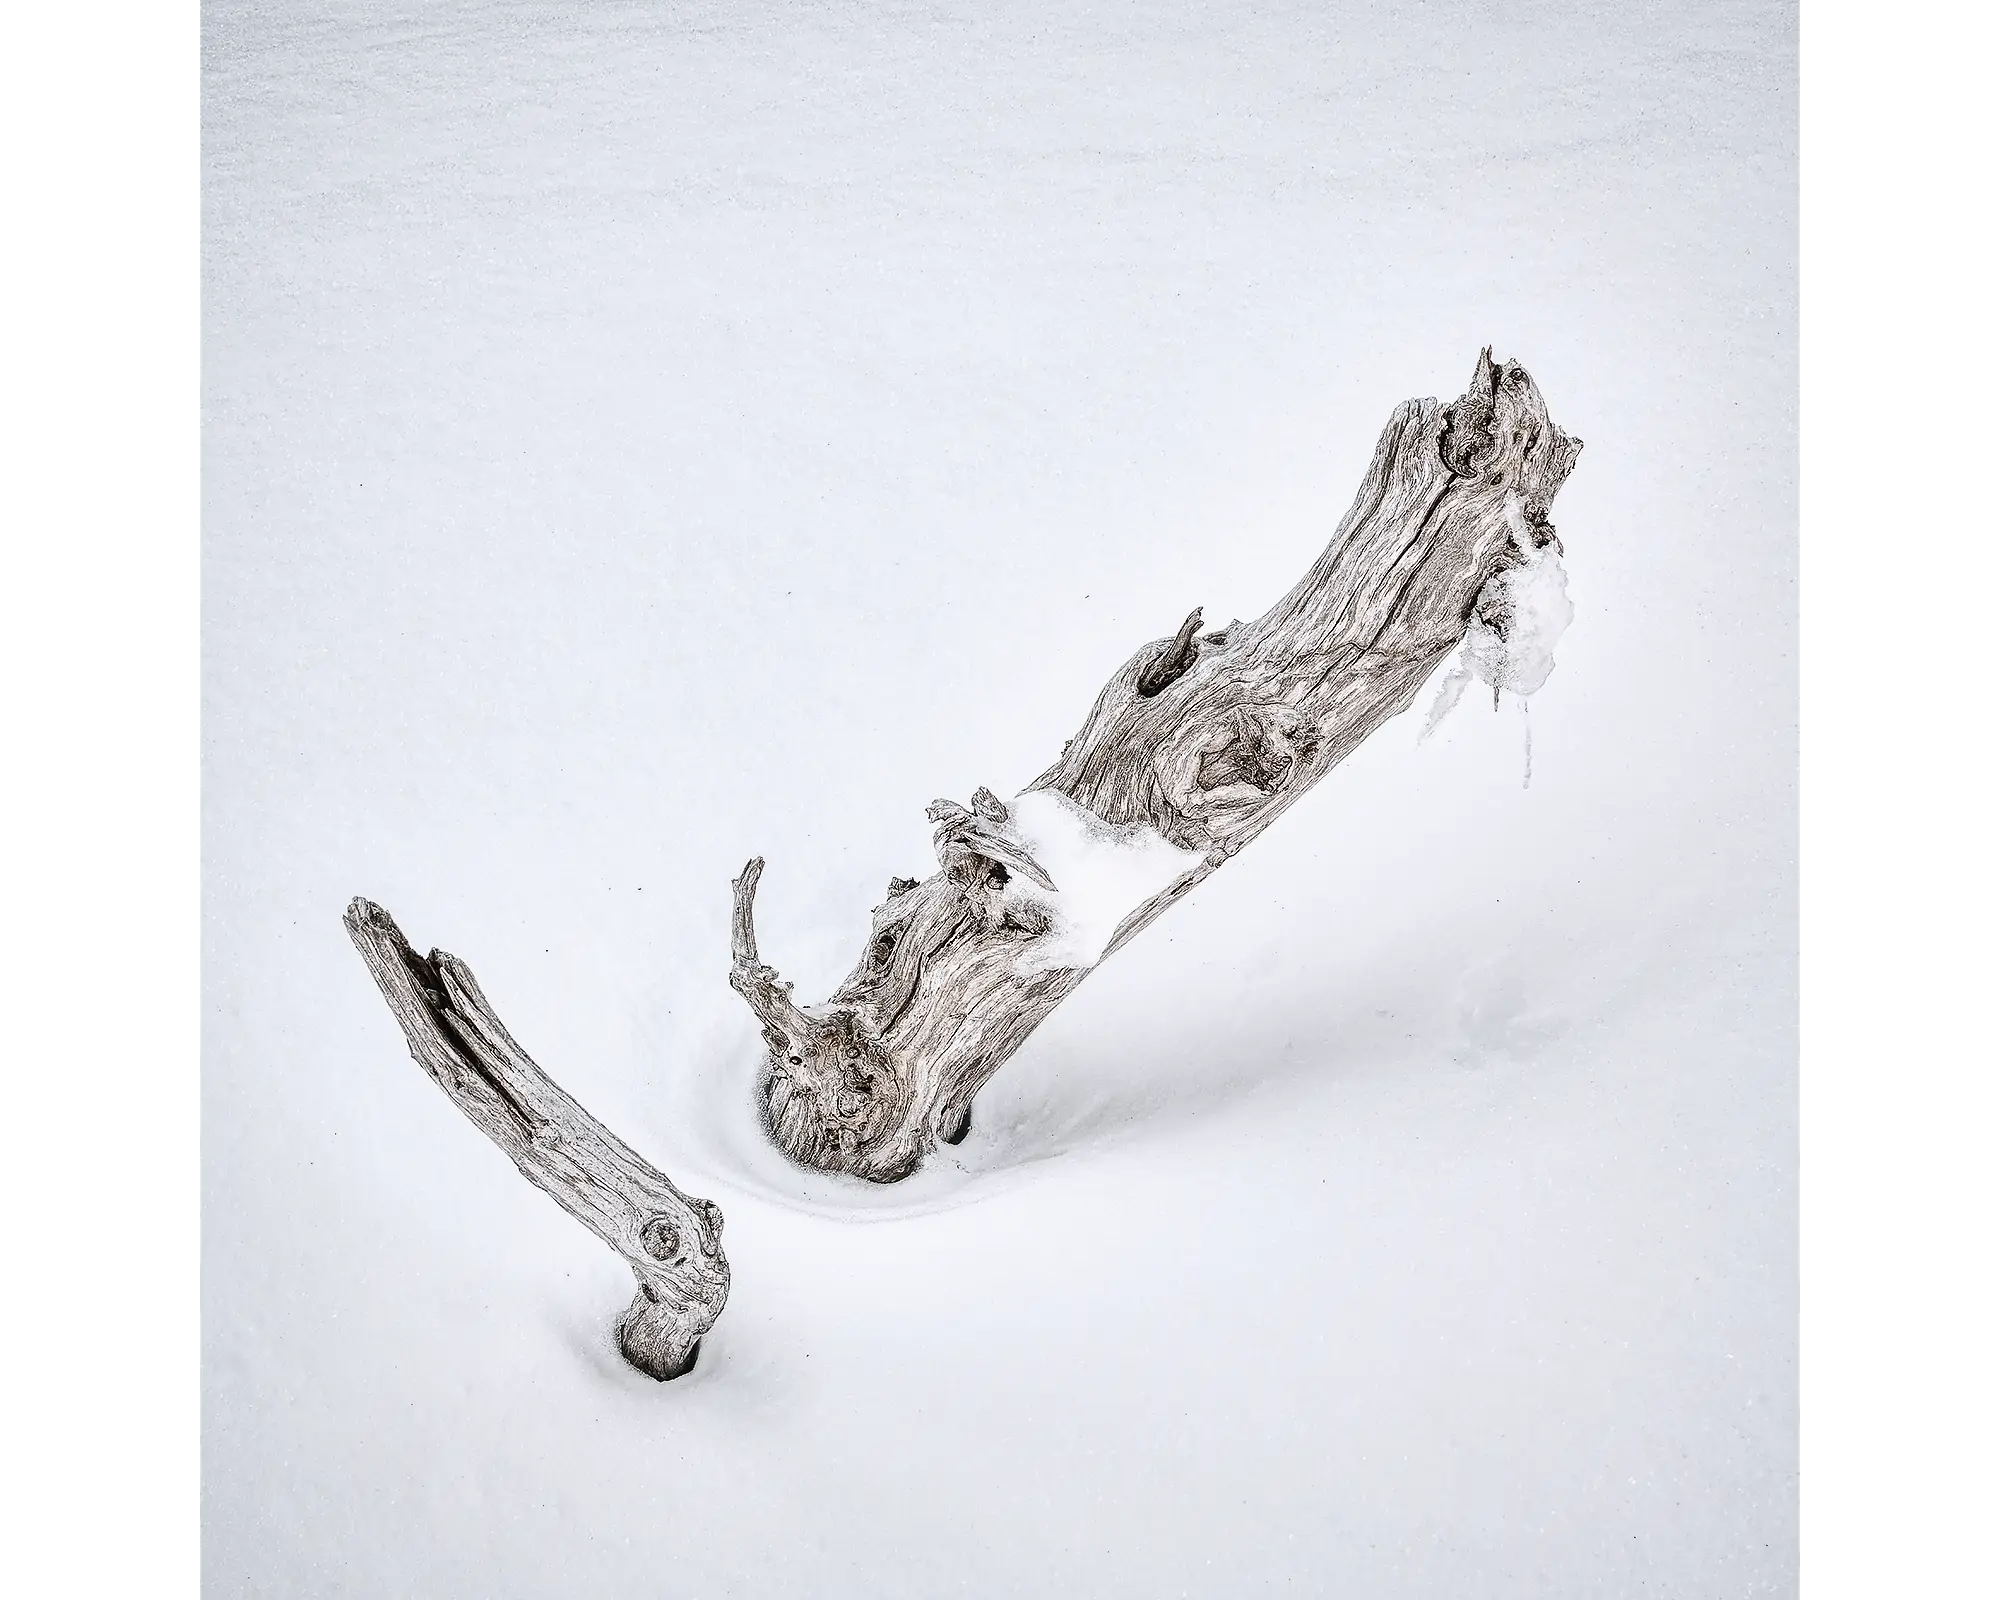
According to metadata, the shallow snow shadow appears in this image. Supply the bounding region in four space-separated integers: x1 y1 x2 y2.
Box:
968 1008 1414 1166
647 1039 1043 1222
642 953 1573 1222
645 1026 1380 1224
543 1258 817 1419
962 954 1576 1169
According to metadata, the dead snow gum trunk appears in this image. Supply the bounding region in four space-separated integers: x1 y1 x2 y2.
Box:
731 350 1581 1182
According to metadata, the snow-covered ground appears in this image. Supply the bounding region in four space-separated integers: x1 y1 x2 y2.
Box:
203 2 1796 1593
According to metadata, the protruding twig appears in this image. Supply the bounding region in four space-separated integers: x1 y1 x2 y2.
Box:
928 798 1059 892
727 857 820 1043
1135 607 1205 696
729 855 767 968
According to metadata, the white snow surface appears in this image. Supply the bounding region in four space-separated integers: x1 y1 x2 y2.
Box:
204 3 1796 1596
1003 789 1207 973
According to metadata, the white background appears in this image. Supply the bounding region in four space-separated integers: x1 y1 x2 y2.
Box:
9 1 1992 1597
195 3 1798 1593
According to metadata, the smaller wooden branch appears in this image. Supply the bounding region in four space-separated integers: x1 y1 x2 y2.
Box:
344 898 729 1379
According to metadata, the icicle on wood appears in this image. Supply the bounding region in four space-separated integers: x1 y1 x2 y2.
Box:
730 350 1582 1182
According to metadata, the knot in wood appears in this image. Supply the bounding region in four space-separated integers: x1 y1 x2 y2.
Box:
639 1215 684 1263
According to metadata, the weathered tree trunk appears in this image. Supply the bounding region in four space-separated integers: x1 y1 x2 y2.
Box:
732 350 1581 1182
344 898 729 1378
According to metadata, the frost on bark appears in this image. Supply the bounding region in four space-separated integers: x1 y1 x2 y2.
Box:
733 350 1582 1182
344 898 729 1378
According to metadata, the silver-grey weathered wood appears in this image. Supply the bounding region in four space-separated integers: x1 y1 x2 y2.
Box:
732 350 1580 1182
344 898 729 1378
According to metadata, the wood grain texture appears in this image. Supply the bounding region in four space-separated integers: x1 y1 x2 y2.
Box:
345 898 729 1378
733 350 1581 1182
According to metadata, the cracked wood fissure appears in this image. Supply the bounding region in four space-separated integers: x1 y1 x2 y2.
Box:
732 350 1581 1182
344 898 729 1378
